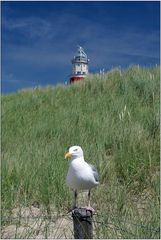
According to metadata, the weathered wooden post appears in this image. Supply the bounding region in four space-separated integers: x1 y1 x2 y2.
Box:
72 208 93 239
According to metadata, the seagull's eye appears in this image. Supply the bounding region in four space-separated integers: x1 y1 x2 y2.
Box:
73 149 78 152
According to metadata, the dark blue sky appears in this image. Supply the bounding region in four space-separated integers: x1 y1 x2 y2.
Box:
2 1 160 94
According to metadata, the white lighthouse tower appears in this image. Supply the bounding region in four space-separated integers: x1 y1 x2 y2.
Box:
70 46 89 83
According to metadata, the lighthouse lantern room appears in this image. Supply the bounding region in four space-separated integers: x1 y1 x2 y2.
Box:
70 46 89 83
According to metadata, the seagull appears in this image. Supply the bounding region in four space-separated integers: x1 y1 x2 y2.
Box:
65 146 99 211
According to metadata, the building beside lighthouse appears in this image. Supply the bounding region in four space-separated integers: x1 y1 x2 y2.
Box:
70 46 89 83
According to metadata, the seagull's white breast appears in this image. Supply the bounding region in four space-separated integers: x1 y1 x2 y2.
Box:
66 157 98 190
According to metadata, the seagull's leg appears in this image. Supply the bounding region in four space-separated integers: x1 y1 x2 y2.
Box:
88 190 91 207
73 190 77 209
68 190 78 213
86 190 95 212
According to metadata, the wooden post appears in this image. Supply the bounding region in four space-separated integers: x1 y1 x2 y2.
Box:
72 208 93 239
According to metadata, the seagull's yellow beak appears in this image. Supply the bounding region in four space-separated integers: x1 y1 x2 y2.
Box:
65 152 72 159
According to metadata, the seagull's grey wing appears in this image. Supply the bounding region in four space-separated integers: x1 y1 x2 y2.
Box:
89 164 99 182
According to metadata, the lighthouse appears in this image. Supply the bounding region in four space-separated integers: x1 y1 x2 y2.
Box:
70 46 89 83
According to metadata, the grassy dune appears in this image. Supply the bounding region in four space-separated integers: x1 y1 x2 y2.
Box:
1 66 160 238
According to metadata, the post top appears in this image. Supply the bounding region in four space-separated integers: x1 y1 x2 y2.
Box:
72 207 93 218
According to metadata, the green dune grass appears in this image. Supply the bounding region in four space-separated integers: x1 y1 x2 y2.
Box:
1 66 160 238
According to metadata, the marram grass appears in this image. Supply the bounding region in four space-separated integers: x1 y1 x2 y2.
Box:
1 66 160 238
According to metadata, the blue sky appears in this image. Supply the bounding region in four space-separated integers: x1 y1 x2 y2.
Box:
2 1 160 94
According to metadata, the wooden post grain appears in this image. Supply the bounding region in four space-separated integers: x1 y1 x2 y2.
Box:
72 208 93 239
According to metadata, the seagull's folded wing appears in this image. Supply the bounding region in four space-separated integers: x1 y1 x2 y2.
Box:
89 164 99 183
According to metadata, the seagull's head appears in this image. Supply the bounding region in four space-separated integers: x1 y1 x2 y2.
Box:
65 146 84 159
